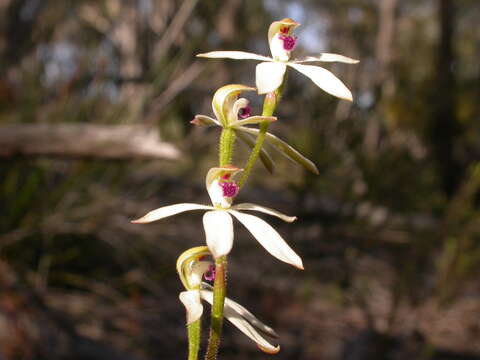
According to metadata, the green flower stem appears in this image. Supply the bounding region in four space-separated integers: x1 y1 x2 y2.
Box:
187 319 201 360
204 256 227 360
219 128 236 166
238 80 285 187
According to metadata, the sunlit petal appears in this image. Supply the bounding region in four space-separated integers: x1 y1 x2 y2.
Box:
232 203 297 223
200 290 280 354
228 210 304 269
179 290 203 324
293 53 359 64
131 203 212 223
256 62 287 94
288 63 353 101
203 210 234 258
197 51 272 62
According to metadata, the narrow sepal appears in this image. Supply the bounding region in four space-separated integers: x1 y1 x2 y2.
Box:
228 210 304 269
232 203 297 223
293 53 359 64
200 289 280 354
191 115 220 127
288 63 353 101
229 115 277 127
131 203 212 223
197 51 272 62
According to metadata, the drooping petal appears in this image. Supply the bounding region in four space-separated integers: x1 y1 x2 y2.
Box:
237 126 319 174
229 115 277 127
228 210 304 269
232 203 297 223
200 289 280 354
197 51 272 62
203 210 234 258
179 290 204 325
237 131 275 174
256 62 287 94
287 63 353 101
191 115 220 127
131 203 212 224
293 53 359 64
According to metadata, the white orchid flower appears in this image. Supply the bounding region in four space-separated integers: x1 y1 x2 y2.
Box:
177 247 281 354
132 167 303 269
197 18 359 100
192 84 319 175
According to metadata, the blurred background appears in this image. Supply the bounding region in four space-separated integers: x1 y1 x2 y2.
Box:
1 0 480 359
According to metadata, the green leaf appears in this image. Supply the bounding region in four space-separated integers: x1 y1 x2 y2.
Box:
238 126 319 174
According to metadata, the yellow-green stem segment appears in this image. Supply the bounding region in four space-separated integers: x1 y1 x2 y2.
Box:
204 256 227 360
219 128 236 166
187 319 201 360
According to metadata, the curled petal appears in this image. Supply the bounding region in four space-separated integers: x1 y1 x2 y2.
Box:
288 63 353 101
191 115 220 127
293 53 359 64
179 290 204 324
237 132 275 174
131 203 212 224
212 84 256 126
228 210 304 269
200 289 280 354
232 203 297 223
176 246 210 290
190 261 213 287
256 62 287 94
229 115 277 127
206 167 242 208
203 210 234 258
238 126 319 174
197 51 272 62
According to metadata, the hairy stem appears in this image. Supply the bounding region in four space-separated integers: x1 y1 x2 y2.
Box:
204 256 227 360
187 319 201 360
219 128 236 166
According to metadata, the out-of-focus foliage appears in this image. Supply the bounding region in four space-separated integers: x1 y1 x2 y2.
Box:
1 0 480 359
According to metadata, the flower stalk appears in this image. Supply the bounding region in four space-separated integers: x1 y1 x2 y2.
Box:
187 320 201 360
205 256 227 360
238 75 285 188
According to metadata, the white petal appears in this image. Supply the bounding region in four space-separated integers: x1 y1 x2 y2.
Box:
203 211 234 258
288 63 353 101
131 203 212 223
269 34 290 61
197 51 272 62
229 210 303 269
179 290 203 325
256 62 287 94
293 53 359 64
200 290 280 354
232 203 297 223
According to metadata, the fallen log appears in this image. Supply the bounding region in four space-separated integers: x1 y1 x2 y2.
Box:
0 124 180 160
